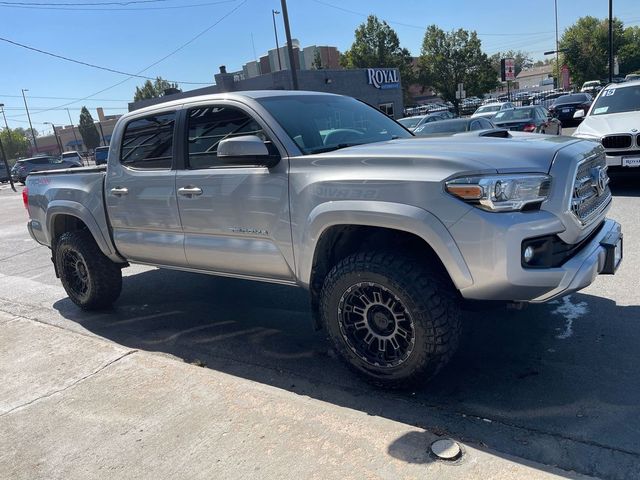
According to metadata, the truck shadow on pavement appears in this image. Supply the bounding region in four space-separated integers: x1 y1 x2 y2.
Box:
52 267 640 480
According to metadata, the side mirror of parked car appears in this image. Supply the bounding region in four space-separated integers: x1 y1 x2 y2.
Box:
573 110 585 120
217 135 280 167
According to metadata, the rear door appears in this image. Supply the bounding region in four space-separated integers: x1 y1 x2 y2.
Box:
105 110 186 266
175 101 294 281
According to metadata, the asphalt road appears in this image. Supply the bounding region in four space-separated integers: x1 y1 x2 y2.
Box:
0 168 639 480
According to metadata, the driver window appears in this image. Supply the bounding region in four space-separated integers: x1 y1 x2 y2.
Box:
187 105 268 169
470 120 482 130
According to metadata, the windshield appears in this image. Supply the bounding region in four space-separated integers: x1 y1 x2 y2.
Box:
417 120 468 134
398 117 422 129
256 95 411 155
477 105 500 113
493 108 534 121
591 85 640 115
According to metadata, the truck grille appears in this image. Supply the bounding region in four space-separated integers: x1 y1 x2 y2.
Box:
601 134 632 149
571 153 611 225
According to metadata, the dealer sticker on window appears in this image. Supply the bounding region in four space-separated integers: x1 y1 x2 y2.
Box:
603 89 615 96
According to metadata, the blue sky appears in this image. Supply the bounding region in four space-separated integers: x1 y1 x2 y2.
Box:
0 0 638 134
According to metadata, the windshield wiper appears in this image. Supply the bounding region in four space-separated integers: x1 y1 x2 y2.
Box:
308 142 366 154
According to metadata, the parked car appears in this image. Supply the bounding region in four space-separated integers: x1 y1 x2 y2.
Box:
573 79 640 170
398 111 454 132
548 93 593 126
413 117 496 136
492 106 562 134
25 91 622 388
624 73 640 82
11 155 82 183
94 146 109 166
581 80 603 95
60 151 84 166
471 101 515 119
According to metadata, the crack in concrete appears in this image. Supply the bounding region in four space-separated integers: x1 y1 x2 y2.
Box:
0 349 137 418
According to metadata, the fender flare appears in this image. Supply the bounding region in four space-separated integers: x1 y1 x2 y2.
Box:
297 201 473 290
46 200 125 263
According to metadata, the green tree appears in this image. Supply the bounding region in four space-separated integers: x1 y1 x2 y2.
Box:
312 48 324 70
133 77 179 102
490 50 532 77
418 26 498 111
0 128 30 161
78 107 101 151
618 25 640 76
559 16 625 86
341 15 415 96
13 126 38 144
532 58 553 68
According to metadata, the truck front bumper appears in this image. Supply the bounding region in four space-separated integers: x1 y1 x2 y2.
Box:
451 209 622 303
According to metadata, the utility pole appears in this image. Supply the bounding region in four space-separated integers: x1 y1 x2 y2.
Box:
44 122 62 156
66 108 79 150
554 0 560 89
97 122 106 146
0 135 16 191
280 0 298 90
21 89 38 153
272 10 282 71
0 103 9 131
608 0 614 83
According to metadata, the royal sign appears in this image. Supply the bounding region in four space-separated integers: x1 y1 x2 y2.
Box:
366 68 400 89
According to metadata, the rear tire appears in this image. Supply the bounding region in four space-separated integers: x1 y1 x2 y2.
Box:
320 251 461 388
55 230 122 310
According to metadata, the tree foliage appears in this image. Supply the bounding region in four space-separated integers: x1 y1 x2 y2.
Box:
13 126 38 142
559 16 625 86
489 50 532 77
0 128 30 161
78 107 101 151
619 25 640 75
418 26 498 109
133 77 179 102
341 15 415 92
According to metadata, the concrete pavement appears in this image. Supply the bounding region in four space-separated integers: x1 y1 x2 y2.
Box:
0 311 592 480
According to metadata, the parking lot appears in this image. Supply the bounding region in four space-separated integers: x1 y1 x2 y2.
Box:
0 167 638 479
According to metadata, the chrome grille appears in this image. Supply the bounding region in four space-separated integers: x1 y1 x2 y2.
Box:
602 134 632 149
571 153 611 225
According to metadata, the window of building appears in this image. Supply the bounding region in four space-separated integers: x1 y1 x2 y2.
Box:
378 103 394 117
120 112 175 169
186 105 267 169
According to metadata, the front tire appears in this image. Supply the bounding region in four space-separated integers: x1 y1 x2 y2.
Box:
55 230 122 310
320 252 461 388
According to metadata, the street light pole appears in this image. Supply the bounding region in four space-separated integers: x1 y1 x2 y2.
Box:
65 107 80 151
0 103 9 131
554 0 560 89
272 10 283 71
608 0 614 83
44 122 62 156
21 89 39 153
0 135 16 192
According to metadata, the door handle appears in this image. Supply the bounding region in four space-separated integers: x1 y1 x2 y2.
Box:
178 186 203 197
110 187 128 196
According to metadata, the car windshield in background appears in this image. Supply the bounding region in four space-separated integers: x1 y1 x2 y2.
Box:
494 108 535 121
591 85 640 115
554 94 590 105
256 95 411 155
477 105 501 113
398 117 422 129
418 119 468 134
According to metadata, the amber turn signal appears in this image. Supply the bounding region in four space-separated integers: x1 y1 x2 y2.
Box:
445 184 483 200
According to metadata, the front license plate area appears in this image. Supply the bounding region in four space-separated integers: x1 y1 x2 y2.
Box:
600 231 623 274
622 156 640 167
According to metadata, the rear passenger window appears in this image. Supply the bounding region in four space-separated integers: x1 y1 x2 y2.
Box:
187 105 267 169
120 112 175 169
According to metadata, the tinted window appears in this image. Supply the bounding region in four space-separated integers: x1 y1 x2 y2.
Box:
257 95 411 155
416 119 468 134
120 112 175 169
469 120 482 131
591 85 640 115
555 94 590 105
28 158 50 165
187 105 267 169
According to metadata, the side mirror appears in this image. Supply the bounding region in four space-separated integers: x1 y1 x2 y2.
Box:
217 135 280 167
573 110 585 120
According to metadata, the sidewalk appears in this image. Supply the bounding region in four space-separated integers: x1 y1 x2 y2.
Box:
0 311 593 480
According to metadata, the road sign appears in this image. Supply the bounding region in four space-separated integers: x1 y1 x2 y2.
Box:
501 58 516 82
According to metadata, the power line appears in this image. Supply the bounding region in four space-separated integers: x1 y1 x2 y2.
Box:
6 0 248 119
0 36 213 85
309 0 555 37
0 94 128 101
0 0 235 11
0 0 165 5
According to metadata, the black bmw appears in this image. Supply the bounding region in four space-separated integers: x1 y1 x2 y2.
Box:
548 93 593 126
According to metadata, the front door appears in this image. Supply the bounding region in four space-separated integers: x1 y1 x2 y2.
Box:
175 102 294 281
105 110 186 266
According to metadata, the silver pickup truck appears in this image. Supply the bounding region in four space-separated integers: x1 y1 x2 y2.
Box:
25 91 622 387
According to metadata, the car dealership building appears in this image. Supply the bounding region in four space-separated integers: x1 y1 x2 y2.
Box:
129 67 404 119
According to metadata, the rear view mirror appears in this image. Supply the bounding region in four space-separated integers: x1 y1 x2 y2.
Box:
217 135 280 167
573 110 585 119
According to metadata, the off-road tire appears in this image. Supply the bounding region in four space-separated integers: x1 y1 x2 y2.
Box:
55 230 122 310
320 251 461 388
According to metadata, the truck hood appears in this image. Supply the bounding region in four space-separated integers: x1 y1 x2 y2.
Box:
315 134 581 174
574 111 640 138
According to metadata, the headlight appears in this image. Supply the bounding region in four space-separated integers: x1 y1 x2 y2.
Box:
445 174 551 212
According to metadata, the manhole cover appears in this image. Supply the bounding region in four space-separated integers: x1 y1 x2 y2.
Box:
430 438 462 461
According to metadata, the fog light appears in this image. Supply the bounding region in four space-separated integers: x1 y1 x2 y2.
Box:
523 246 535 263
